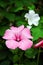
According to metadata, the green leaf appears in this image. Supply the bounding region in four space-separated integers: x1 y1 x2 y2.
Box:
14 0 23 7
13 55 19 63
25 48 37 58
31 27 40 41
0 50 7 60
40 31 43 36
13 64 18 65
28 4 35 10
5 13 15 21
0 1 8 7
0 45 3 50
24 59 37 65
16 20 27 27
9 0 15 4
0 60 10 65
14 7 23 12
28 0 37 3
0 11 15 21
0 26 9 36
21 0 37 6
21 0 30 6
40 16 43 23
10 48 18 54
31 61 36 65
20 64 24 65
31 26 43 41
9 7 23 12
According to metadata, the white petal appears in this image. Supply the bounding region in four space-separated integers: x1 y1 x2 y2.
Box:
32 14 40 26
33 21 39 26
28 19 33 25
29 10 35 14
34 14 40 21
24 13 29 19
24 13 30 20
27 25 32 29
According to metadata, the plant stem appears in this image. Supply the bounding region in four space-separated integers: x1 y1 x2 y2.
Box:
37 48 40 65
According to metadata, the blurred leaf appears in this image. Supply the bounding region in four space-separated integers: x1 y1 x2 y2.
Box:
9 7 23 12
20 64 24 65
31 61 36 65
21 0 37 6
13 55 19 63
31 27 40 41
13 64 18 65
25 48 37 58
14 7 23 12
9 0 15 4
23 59 37 65
14 0 23 7
10 48 18 54
0 60 10 65
0 45 3 50
0 11 15 21
16 20 27 26
0 26 9 36
31 26 43 41
0 1 8 7
40 16 43 23
21 0 30 6
28 0 37 3
0 50 7 60
28 4 35 10
5 13 15 21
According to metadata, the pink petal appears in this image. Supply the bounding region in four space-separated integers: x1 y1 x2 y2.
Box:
34 40 43 48
15 25 24 38
21 28 33 39
18 39 33 50
10 25 24 33
5 40 18 49
3 29 16 40
10 26 17 33
18 25 24 32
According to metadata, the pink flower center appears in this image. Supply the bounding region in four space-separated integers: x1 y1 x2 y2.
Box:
15 34 22 42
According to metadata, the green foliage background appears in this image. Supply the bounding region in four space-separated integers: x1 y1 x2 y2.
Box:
0 0 43 65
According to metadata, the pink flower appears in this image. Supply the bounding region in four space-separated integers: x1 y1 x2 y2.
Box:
34 40 43 48
3 25 33 50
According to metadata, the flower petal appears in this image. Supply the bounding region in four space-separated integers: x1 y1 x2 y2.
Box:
33 21 39 26
34 14 40 21
10 26 17 33
3 29 15 40
5 40 18 49
24 13 29 19
18 25 24 32
21 28 33 39
28 19 33 25
34 40 43 48
27 25 32 29
11 25 24 33
19 39 33 50
29 10 35 14
32 14 40 26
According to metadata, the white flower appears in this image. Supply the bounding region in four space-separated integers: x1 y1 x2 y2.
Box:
27 25 32 29
25 10 40 26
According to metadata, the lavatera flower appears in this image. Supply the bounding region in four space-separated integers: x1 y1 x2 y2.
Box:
3 25 33 50
34 40 43 48
25 10 40 29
